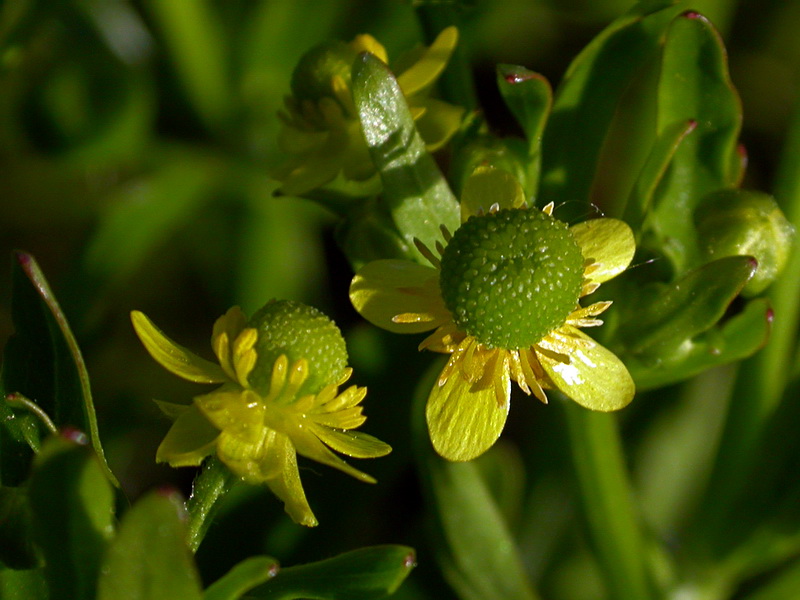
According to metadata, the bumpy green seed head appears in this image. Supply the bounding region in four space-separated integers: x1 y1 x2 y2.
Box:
247 300 348 397
290 40 357 105
439 209 585 349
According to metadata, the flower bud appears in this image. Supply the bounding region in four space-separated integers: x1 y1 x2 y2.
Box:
290 40 357 106
247 300 348 396
695 189 794 295
450 135 531 197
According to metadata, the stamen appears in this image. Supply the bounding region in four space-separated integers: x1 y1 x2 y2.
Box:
542 202 554 215
440 224 452 242
581 281 601 297
414 238 441 268
392 312 438 324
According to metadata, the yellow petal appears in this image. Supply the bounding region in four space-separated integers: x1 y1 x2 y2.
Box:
397 26 458 97
414 97 464 152
290 427 377 483
350 260 448 334
426 352 510 461
569 218 635 284
262 434 318 527
131 311 227 384
350 33 388 64
460 166 526 222
310 426 392 458
195 388 265 445
537 326 634 412
156 404 219 467
276 130 349 196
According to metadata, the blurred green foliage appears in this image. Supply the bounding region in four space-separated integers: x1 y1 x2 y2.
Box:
1 0 800 599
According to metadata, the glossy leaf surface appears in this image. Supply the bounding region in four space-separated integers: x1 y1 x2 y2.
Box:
352 53 460 264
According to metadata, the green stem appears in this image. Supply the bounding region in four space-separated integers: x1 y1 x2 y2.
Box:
185 456 238 552
414 4 478 112
564 404 655 600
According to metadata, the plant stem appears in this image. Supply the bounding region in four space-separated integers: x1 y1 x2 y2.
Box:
564 404 655 600
185 456 238 552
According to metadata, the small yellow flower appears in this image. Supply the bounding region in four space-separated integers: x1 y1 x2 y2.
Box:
350 168 636 461
274 27 464 196
131 300 391 527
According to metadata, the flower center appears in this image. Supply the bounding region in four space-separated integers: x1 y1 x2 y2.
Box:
247 300 348 397
439 208 585 349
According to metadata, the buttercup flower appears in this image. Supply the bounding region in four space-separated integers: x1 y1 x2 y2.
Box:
350 168 636 461
274 27 464 196
131 300 391 527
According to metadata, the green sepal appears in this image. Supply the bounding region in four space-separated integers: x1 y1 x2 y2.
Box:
352 52 460 265
204 556 280 600
539 2 684 208
1 252 117 488
28 434 116 600
413 360 539 600
614 255 760 386
648 11 742 272
97 488 203 600
247 546 416 599
0 486 39 569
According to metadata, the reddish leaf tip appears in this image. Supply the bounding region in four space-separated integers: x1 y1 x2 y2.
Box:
766 307 775 324
61 427 89 445
403 551 417 569
681 10 706 20
268 562 281 578
686 119 698 132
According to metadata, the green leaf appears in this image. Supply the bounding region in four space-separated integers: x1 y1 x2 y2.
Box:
28 434 115 600
413 361 539 600
1 252 117 487
248 546 416 600
0 486 38 569
0 393 40 486
352 52 460 265
629 298 772 390
539 2 684 209
616 255 757 363
97 488 203 600
649 11 742 272
204 556 279 600
0 567 48 600
496 65 551 197
623 119 697 233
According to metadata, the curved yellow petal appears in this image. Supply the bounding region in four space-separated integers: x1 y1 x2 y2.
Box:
414 97 464 152
275 130 349 196
351 33 388 64
397 26 458 97
291 428 377 483
569 218 635 284
537 326 634 412
310 426 392 458
350 260 448 334
460 166 526 222
153 399 191 420
262 434 318 527
195 388 264 445
426 353 510 461
156 404 219 467
131 311 227 384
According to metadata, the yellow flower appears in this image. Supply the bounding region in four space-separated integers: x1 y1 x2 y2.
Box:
131 301 391 527
274 27 465 196
350 168 636 461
